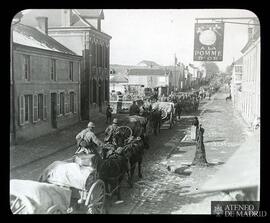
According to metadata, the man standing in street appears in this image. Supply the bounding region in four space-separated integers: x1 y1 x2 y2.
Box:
175 100 182 121
75 122 104 155
129 101 140 116
106 104 113 124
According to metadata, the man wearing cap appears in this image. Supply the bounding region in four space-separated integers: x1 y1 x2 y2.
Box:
104 118 119 145
75 122 104 154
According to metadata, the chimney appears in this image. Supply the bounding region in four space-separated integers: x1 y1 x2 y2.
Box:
36 17 48 35
61 9 72 27
248 27 253 41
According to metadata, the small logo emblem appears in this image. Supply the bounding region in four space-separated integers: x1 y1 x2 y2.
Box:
213 204 224 216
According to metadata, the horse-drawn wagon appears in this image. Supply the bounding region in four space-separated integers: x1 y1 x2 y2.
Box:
10 154 106 214
157 102 176 129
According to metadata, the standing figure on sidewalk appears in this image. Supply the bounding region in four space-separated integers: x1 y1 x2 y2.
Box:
192 124 208 166
75 122 104 155
106 104 113 124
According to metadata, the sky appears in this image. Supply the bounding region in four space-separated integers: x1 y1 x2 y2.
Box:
101 9 258 71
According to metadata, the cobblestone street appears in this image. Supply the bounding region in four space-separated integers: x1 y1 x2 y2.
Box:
106 91 252 214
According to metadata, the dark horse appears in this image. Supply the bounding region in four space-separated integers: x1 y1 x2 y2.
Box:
149 109 162 136
123 137 146 187
97 146 129 204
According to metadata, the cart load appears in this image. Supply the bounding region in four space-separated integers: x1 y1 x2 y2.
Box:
10 179 71 214
117 115 148 138
157 102 174 120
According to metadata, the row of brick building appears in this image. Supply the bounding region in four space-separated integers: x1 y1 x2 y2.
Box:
10 9 111 144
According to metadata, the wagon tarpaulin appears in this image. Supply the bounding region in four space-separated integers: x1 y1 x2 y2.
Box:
46 162 95 191
10 179 71 214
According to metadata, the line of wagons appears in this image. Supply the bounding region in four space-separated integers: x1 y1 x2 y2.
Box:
10 114 155 214
10 100 180 214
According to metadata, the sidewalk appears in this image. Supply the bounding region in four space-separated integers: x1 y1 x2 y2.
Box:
10 113 108 170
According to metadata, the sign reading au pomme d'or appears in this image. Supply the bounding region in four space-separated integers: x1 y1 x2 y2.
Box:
194 23 224 61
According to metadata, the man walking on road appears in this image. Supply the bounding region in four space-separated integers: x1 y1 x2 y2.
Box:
75 122 104 155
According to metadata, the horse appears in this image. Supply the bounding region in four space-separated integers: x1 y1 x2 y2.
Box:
123 137 146 187
149 109 162 136
97 146 130 204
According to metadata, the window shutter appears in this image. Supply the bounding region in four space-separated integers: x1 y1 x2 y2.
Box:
67 92 70 113
57 93 60 116
74 93 77 114
19 95 24 125
43 94 47 120
33 94 38 123
65 92 68 114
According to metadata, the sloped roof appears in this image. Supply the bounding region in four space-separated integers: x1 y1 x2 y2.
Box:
128 68 167 76
77 9 104 19
110 75 128 83
137 60 160 67
13 23 78 55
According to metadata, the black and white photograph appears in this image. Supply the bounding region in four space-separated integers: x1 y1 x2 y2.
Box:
10 9 261 215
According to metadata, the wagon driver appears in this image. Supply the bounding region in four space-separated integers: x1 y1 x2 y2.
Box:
104 118 119 144
75 121 104 155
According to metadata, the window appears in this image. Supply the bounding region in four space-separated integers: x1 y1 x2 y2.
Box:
69 62 73 81
38 94 43 120
24 95 31 122
60 92 65 115
70 92 75 113
23 55 30 81
50 59 56 81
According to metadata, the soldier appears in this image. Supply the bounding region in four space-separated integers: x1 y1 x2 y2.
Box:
75 122 104 155
104 118 119 144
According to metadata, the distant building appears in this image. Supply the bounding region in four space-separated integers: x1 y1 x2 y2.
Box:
240 20 260 125
109 75 128 94
20 9 112 120
127 68 171 96
11 23 81 144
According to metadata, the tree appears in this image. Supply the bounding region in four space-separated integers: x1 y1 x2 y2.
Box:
192 125 208 166
202 62 220 79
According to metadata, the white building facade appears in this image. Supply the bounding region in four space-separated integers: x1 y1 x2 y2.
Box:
240 26 260 125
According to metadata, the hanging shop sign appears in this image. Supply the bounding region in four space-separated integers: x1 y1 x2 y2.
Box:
194 23 224 61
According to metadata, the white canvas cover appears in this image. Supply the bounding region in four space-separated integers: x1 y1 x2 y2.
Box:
10 179 71 214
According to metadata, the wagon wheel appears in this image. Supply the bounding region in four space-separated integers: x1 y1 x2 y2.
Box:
161 110 167 120
10 194 34 214
47 205 65 214
118 126 133 140
85 179 106 214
